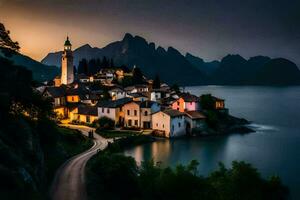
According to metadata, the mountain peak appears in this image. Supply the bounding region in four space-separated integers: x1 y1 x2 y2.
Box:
123 33 134 41
77 44 92 50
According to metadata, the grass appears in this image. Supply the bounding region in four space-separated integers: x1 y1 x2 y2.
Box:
96 130 141 138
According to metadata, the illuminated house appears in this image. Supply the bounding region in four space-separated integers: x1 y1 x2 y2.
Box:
152 109 186 138
172 93 201 112
69 105 98 124
43 86 67 118
97 97 132 126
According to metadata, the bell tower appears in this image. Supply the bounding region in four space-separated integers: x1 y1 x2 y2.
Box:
61 36 74 85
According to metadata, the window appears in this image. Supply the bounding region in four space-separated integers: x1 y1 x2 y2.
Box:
156 123 158 127
134 110 137 116
102 108 104 113
172 125 174 131
86 116 90 123
177 101 180 105
127 110 130 115
190 102 193 105
71 97 74 101
107 108 110 114
162 124 164 128
178 122 181 127
177 108 179 111
134 120 138 126
144 111 148 116
128 119 132 126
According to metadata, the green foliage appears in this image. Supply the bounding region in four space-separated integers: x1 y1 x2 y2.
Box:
200 94 215 110
206 110 219 129
170 83 180 93
87 151 289 200
0 23 20 54
152 74 161 89
132 66 145 84
95 116 115 130
96 130 138 138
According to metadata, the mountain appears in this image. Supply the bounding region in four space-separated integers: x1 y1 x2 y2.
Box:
42 33 300 85
0 48 59 82
41 44 102 67
42 33 207 85
185 53 220 75
211 55 300 85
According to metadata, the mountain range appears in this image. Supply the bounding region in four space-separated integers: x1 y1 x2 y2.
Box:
32 33 300 85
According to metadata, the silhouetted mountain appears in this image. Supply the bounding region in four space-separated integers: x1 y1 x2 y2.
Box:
0 48 59 82
211 55 300 85
42 33 207 85
254 58 300 85
41 44 102 67
185 53 220 75
42 33 300 85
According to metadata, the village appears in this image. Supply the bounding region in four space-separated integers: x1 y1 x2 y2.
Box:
38 37 227 138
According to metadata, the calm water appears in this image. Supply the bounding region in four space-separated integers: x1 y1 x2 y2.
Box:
124 86 300 199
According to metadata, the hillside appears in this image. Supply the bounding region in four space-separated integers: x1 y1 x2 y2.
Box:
0 48 59 82
42 33 300 86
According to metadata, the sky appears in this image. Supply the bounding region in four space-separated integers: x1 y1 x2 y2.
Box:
0 0 299 65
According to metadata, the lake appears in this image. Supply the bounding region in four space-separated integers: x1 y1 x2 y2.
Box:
124 86 300 199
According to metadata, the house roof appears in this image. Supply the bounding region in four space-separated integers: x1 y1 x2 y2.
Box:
77 105 98 116
179 93 200 102
128 92 147 98
66 86 89 96
77 73 89 80
185 111 206 119
44 86 66 98
97 97 132 108
140 101 158 108
162 109 185 117
200 94 225 102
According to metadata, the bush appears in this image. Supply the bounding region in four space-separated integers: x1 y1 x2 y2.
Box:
95 117 115 130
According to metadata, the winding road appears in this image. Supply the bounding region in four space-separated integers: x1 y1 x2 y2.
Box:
50 124 110 200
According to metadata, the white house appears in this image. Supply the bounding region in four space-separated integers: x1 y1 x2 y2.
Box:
109 87 126 100
140 101 161 129
97 97 132 126
185 111 206 135
152 109 186 138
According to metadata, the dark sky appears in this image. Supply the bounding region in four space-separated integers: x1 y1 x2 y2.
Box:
1 0 299 65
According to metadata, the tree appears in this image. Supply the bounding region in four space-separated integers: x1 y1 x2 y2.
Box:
153 74 161 89
101 56 109 68
0 23 20 53
132 66 145 84
77 58 88 75
200 94 215 110
170 83 180 93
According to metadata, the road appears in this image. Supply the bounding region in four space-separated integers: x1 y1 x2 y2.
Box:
51 124 110 200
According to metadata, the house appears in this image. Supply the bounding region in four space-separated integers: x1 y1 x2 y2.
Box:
140 101 161 129
150 88 172 102
122 101 141 128
200 94 226 111
43 86 67 117
77 74 90 83
185 111 206 135
69 105 99 124
108 87 126 100
127 92 149 102
172 93 201 112
97 97 132 126
152 109 186 138
124 84 149 94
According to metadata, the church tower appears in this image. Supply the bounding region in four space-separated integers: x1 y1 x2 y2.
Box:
61 36 74 85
